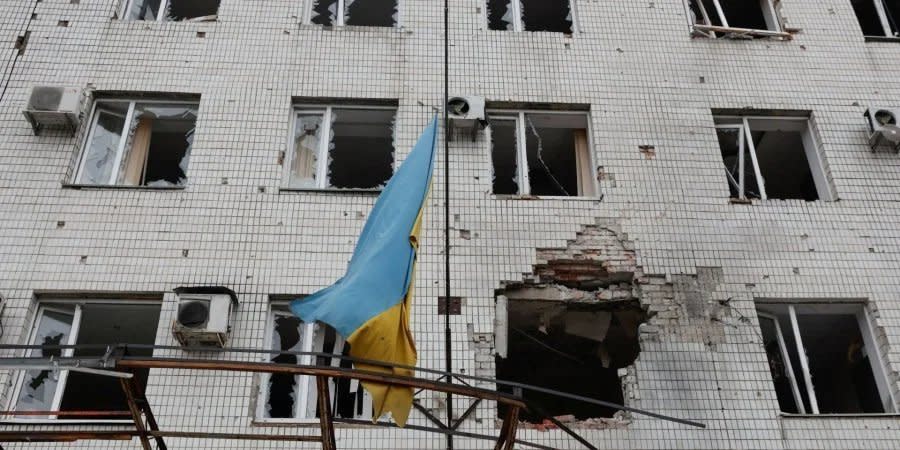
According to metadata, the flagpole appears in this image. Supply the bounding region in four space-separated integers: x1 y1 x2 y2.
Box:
442 0 454 447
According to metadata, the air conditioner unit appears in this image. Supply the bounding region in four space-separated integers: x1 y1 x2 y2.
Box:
22 86 82 135
172 287 238 348
864 107 900 153
447 95 487 141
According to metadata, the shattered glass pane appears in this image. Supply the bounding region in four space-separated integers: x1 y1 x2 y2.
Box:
165 0 220 21
716 128 743 199
311 0 339 25
486 0 515 30
119 103 198 187
520 0 573 33
125 0 162 20
14 307 75 414
489 118 518 195
290 114 324 188
344 0 397 27
328 109 394 189
524 113 583 196
267 315 304 419
77 102 128 185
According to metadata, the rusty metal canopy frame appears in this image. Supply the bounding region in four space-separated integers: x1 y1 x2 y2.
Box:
0 344 704 450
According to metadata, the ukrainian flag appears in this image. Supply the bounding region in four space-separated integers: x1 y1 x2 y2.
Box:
291 116 438 427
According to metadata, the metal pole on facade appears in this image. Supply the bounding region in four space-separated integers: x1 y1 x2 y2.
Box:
442 0 454 448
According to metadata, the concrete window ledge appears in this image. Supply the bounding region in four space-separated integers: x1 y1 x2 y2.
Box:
278 188 381 195
780 413 900 419
62 183 186 191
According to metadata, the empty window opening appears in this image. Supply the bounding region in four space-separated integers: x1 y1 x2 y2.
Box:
714 116 831 202
486 0 573 33
488 112 595 197
75 100 198 187
757 304 896 414
496 295 645 422
123 0 219 21
12 302 161 419
852 0 900 37
687 0 782 37
309 0 398 27
259 304 372 421
287 106 395 190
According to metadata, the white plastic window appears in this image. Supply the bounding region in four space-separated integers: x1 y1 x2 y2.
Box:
257 304 372 421
487 111 597 197
285 106 395 190
714 116 832 202
75 100 198 187
757 303 897 414
486 0 574 33
686 0 783 37
307 0 399 27
121 0 220 21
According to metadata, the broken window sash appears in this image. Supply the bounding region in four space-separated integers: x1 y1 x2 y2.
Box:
686 0 785 38
714 116 831 202
309 0 397 27
287 106 395 190
75 100 198 187
12 306 78 418
486 0 573 32
122 0 219 21
488 111 595 197
11 302 161 421
756 303 897 414
259 305 372 421
852 0 900 37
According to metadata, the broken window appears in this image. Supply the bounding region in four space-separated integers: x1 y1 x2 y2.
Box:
75 99 198 187
486 0 573 33
286 106 394 190
714 115 831 202
495 290 645 422
757 303 897 414
686 0 784 38
488 111 595 197
12 302 161 419
308 0 398 27
258 304 372 421
851 0 900 37
122 0 219 21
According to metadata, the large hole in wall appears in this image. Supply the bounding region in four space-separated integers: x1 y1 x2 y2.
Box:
496 288 646 422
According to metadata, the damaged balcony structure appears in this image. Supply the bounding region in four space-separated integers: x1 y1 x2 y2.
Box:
488 111 597 197
121 0 220 21
486 0 574 33
686 0 788 38
308 0 398 27
851 0 900 39
257 303 373 422
713 114 833 202
285 104 395 190
74 98 198 188
495 226 645 424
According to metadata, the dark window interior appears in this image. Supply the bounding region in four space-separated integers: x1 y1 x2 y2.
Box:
524 114 582 197
58 303 160 419
127 0 162 20
520 0 572 33
715 0 769 30
166 0 219 20
143 118 194 186
490 119 519 195
750 129 818 201
345 0 397 27
268 315 301 418
852 0 888 36
497 301 645 422
328 109 394 189
311 0 337 25
487 0 515 30
716 128 761 200
883 0 900 35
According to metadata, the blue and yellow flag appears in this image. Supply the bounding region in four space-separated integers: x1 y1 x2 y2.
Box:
290 116 437 427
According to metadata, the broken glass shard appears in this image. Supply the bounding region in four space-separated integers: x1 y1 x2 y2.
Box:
77 102 129 185
311 0 338 25
14 308 74 414
290 114 323 188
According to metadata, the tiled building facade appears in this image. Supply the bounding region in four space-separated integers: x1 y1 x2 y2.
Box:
1 0 900 448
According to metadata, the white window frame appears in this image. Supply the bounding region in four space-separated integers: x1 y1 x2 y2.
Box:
119 0 219 22
6 300 159 423
74 99 198 186
483 0 577 32
715 116 833 202
485 110 598 198
757 303 898 415
256 303 373 423
303 0 402 27
284 104 396 190
685 0 785 37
